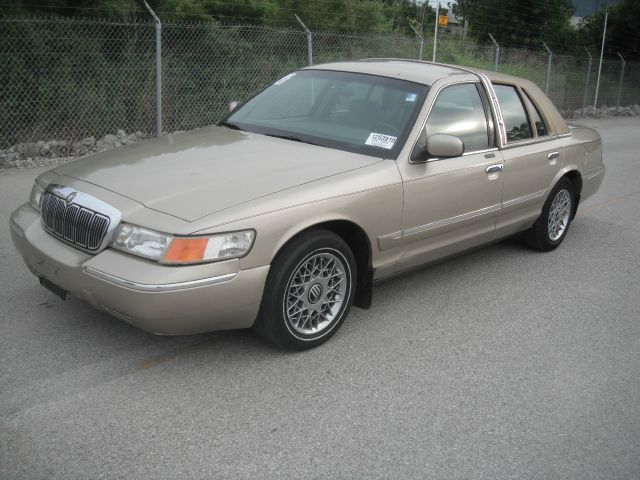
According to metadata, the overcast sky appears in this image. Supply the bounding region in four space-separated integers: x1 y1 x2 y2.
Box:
570 0 620 17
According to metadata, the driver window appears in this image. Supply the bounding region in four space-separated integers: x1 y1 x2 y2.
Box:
422 83 490 154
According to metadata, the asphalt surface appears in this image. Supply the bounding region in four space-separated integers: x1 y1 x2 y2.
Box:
1 117 639 479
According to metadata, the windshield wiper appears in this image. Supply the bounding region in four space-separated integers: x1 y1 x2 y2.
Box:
264 133 320 146
219 121 243 131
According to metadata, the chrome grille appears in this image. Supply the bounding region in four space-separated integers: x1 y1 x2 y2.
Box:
42 191 110 251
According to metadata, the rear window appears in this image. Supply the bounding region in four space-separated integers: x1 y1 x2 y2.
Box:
493 85 532 142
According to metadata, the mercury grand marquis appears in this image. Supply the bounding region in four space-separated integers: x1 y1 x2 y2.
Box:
10 59 605 349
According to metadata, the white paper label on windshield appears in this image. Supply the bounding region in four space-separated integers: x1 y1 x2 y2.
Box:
274 73 296 85
365 132 397 150
405 93 417 102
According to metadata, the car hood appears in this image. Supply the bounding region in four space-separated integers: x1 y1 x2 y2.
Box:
54 126 382 222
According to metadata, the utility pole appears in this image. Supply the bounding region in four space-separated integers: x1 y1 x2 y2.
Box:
593 11 608 114
143 1 162 137
432 1 439 62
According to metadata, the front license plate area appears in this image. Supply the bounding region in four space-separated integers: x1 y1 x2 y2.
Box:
39 277 68 301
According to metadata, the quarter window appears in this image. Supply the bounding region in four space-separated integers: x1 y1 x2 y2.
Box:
493 85 532 142
424 83 490 153
522 91 548 137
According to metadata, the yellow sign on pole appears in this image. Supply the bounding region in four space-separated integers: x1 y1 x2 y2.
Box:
438 15 448 28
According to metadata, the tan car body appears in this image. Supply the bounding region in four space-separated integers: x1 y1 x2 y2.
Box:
10 60 604 335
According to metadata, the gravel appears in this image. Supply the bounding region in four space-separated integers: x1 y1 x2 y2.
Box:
0 130 149 170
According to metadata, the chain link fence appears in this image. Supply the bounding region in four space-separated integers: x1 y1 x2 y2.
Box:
1 16 639 149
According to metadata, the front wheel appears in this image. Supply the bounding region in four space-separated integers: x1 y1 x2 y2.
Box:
524 178 575 251
254 230 356 350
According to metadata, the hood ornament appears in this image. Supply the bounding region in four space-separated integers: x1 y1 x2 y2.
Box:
65 191 77 205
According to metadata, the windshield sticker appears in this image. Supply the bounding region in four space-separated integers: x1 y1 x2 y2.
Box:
405 93 418 102
274 73 296 85
365 133 397 150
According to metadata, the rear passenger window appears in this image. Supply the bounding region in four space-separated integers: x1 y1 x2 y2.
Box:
425 83 490 153
493 85 532 142
522 92 548 137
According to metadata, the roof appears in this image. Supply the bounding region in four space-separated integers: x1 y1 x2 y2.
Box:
305 59 469 86
307 59 542 89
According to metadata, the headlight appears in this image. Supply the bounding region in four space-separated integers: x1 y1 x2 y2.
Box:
111 224 172 260
29 180 47 211
111 223 255 264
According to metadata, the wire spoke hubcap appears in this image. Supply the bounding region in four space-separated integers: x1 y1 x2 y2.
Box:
548 189 571 241
284 251 348 336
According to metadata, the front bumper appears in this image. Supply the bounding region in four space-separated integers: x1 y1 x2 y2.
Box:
10 203 269 335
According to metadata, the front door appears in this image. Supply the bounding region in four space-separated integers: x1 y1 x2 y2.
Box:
395 82 504 271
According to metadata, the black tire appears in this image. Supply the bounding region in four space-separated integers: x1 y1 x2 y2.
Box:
523 178 575 251
254 229 357 350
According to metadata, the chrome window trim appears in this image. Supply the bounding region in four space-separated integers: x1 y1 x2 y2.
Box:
425 147 499 163
474 71 506 147
499 135 561 149
558 132 573 138
83 266 237 292
408 80 493 164
42 184 122 254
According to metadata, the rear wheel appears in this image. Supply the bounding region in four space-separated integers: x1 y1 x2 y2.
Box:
255 230 356 350
524 178 575 251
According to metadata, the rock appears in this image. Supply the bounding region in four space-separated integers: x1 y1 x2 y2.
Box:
103 134 119 144
48 140 70 157
72 136 97 156
95 134 120 152
15 142 39 159
72 141 89 156
0 151 17 167
0 130 152 170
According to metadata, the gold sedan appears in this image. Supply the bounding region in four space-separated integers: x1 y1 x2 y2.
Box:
10 60 604 349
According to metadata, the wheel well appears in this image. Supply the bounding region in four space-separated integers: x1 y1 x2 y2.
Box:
563 170 582 219
282 220 373 309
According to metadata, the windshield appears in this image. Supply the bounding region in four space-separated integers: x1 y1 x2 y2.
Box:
223 69 429 159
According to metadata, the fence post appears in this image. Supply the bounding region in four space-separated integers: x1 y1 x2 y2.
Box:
593 11 608 115
432 1 439 62
581 48 592 116
616 52 626 110
488 33 499 71
542 41 552 96
295 15 313 66
409 24 424 61
143 1 162 137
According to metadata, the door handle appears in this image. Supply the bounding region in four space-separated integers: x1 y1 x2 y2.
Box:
547 151 560 160
485 164 504 174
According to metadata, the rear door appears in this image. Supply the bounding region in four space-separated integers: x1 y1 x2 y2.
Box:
492 84 562 230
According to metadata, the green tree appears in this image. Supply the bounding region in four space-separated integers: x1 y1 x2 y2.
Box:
452 0 576 51
577 0 640 61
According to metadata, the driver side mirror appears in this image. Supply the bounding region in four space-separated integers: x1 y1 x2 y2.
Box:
426 133 464 158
